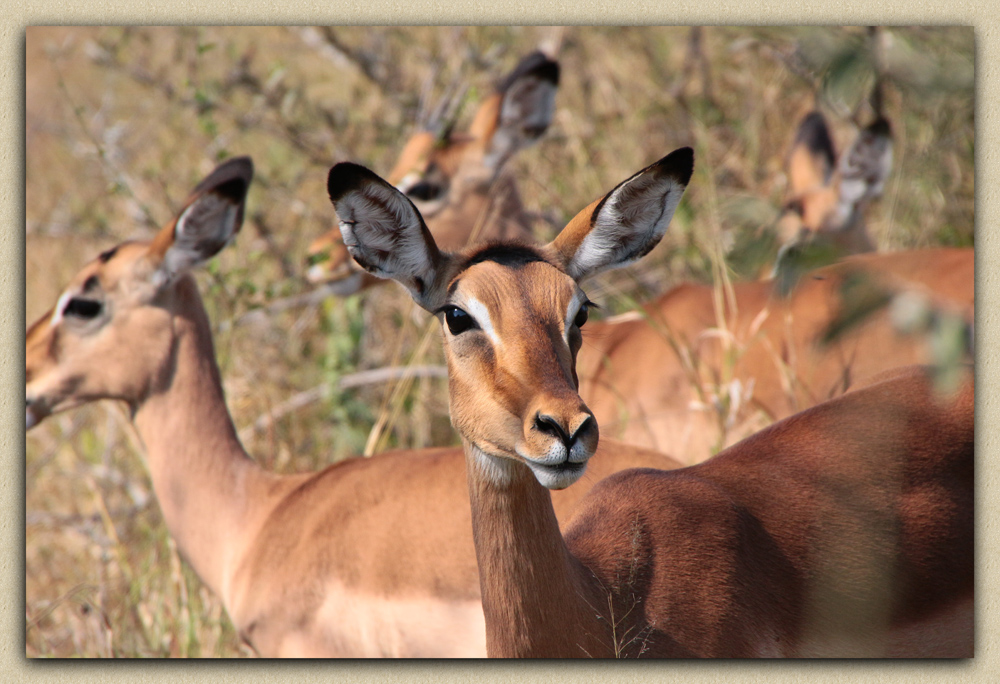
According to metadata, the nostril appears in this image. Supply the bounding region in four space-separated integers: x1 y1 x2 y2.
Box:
571 416 595 443
534 413 573 448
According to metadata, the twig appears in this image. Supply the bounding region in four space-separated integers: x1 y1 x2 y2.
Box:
238 365 448 440
225 283 345 330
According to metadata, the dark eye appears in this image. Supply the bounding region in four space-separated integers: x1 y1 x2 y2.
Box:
406 181 444 202
443 306 476 335
64 298 102 320
574 304 589 328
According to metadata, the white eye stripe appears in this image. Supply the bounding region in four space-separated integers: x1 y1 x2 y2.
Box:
464 297 500 346
395 172 421 193
50 291 73 328
564 292 589 338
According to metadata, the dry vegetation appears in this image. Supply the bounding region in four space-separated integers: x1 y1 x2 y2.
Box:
25 26 973 657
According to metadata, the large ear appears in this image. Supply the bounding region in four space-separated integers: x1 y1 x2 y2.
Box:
837 116 893 209
480 51 560 171
787 111 837 197
326 162 447 310
149 156 253 282
547 147 694 282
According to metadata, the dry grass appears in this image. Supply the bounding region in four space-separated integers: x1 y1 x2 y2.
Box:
25 26 973 657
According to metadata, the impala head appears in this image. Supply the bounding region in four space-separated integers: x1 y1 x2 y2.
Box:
777 110 892 244
326 148 693 489
25 157 253 430
305 51 560 292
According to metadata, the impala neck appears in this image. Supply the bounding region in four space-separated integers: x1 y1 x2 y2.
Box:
131 277 274 603
463 440 608 658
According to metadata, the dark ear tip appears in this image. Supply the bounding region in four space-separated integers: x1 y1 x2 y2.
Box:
222 156 254 180
532 56 560 85
194 156 254 201
654 147 695 186
867 117 893 138
501 51 560 91
327 162 383 204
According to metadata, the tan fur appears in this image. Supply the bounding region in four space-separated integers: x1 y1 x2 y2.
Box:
578 247 974 463
329 152 972 658
306 58 551 292
26 162 681 657
777 111 890 256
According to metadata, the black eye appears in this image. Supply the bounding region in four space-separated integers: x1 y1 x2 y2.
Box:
443 306 476 335
64 298 102 320
574 304 589 328
407 181 444 202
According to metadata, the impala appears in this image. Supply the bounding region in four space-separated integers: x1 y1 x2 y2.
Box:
25 157 682 657
327 147 972 657
572 102 963 467
305 50 559 295
776 108 893 257
577 245 973 463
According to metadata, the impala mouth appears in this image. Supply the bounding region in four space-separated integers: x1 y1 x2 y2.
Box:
26 400 45 431
524 458 588 490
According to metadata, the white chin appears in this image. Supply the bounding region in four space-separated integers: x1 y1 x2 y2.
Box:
525 460 588 490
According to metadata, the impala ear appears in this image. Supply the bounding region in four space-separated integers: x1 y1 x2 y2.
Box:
837 116 893 208
787 111 837 197
547 147 694 282
326 162 448 310
480 51 560 172
149 156 253 283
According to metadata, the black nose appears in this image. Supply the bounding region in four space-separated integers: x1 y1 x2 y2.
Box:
534 414 594 450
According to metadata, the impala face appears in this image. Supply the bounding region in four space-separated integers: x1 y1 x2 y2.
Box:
26 243 174 429
438 250 597 489
778 111 892 244
26 157 253 430
306 51 559 291
326 147 693 490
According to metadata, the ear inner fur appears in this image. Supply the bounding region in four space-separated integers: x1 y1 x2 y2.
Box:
149 157 253 277
327 162 448 309
549 147 694 281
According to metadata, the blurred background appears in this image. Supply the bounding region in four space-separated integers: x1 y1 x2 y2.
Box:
25 26 973 657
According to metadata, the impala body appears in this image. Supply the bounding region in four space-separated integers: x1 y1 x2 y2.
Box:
327 147 972 658
25 157 682 657
578 247 973 462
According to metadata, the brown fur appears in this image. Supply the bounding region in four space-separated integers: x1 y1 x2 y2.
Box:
543 366 973 657
327 151 972 658
26 161 681 657
578 247 974 463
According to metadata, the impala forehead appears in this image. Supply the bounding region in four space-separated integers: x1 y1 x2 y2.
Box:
47 242 153 321
80 242 149 285
448 260 581 329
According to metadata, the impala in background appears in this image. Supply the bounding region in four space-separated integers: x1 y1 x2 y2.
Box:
304 50 560 296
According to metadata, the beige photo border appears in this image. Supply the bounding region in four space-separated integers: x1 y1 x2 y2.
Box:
3 3 994 683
